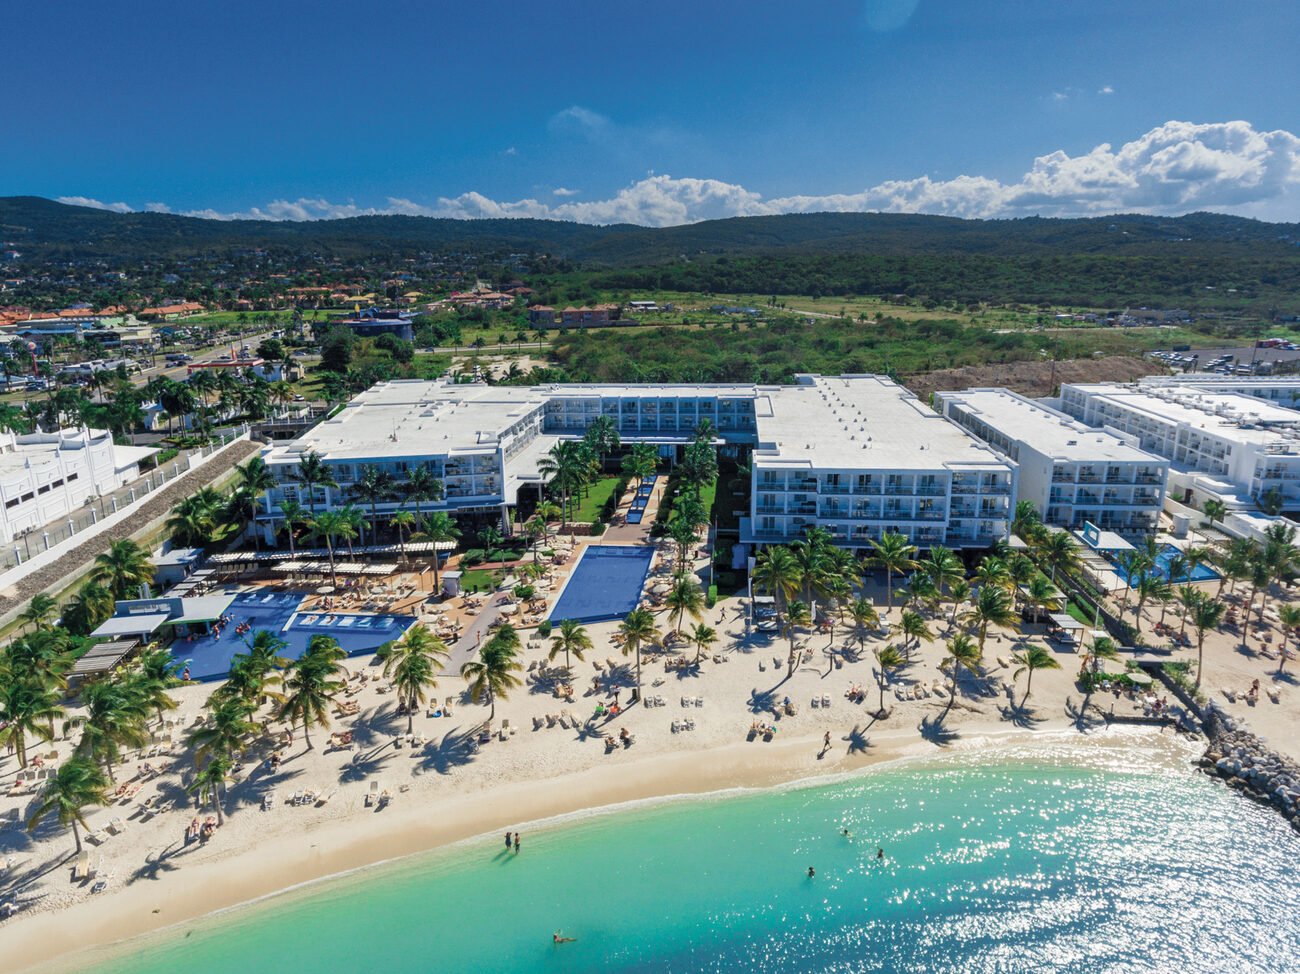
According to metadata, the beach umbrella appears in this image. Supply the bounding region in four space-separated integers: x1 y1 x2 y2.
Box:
316 585 336 595
1127 671 1153 685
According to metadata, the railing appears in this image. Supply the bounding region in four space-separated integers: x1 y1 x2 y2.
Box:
819 485 850 495
0 426 251 572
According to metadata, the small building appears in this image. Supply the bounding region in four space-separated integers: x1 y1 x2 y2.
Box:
150 545 205 590
90 593 238 643
527 305 556 328
329 308 415 342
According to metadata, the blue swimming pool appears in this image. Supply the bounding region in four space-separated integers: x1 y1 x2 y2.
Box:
1112 544 1219 585
172 591 417 681
549 545 655 624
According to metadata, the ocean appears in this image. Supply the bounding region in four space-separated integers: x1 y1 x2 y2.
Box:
62 738 1300 974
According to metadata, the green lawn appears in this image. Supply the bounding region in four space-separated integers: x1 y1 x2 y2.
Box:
574 476 622 522
459 568 502 593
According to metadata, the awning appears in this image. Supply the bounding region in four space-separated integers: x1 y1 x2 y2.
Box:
1048 613 1084 630
90 613 170 638
170 593 236 624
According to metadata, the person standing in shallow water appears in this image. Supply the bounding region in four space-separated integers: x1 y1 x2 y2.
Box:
514 833 521 853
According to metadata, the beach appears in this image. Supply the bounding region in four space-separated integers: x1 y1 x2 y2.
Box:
2 557 1296 972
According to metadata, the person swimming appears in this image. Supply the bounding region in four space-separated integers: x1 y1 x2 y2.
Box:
553 931 577 944
877 847 884 859
840 827 852 838
807 866 816 878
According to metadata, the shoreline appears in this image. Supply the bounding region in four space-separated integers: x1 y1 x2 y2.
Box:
9 722 1196 974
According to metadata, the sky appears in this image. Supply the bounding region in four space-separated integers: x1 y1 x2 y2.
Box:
6 0 1300 226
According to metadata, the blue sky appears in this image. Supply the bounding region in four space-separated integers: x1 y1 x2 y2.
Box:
7 0 1300 224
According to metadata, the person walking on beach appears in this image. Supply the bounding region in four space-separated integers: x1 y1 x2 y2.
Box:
821 731 831 756
513 833 521 853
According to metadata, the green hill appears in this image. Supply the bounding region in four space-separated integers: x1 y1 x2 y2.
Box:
3 195 1298 265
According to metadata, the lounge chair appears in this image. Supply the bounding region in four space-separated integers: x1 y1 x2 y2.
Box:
73 851 89 881
821 694 831 708
812 696 821 708
695 697 704 707
365 781 380 807
533 716 545 731
1221 687 1237 702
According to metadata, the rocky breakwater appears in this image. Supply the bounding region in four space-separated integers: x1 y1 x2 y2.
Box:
1199 703 1300 834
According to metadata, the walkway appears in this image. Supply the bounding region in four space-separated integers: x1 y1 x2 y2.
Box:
0 439 260 618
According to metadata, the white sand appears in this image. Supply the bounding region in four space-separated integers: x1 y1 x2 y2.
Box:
1 564 1295 973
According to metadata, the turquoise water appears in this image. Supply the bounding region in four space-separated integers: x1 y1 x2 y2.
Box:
69 743 1299 974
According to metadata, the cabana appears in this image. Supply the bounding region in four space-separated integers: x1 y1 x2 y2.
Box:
1046 613 1085 648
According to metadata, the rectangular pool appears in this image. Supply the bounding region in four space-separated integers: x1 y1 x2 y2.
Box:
1111 544 1219 585
549 545 655 624
172 591 416 681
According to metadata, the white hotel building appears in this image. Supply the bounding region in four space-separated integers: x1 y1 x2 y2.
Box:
0 427 155 544
1058 382 1300 511
935 388 1168 535
260 375 1016 552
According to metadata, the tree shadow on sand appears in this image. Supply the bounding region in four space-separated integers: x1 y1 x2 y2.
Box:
998 699 1049 729
1065 694 1108 732
918 714 960 746
842 724 873 755
413 726 480 776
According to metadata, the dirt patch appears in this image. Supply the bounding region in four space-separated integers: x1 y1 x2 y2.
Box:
903 355 1169 403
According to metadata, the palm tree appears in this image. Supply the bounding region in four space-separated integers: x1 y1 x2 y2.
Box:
1038 530 1081 584
62 581 114 638
351 464 396 542
0 677 63 767
1011 646 1061 703
187 696 259 764
132 647 183 726
537 440 587 530
618 607 661 699
1176 585 1202 638
307 511 349 587
974 556 1012 593
924 546 965 597
188 755 233 825
1133 573 1170 631
873 644 905 715
899 609 934 661
1114 550 1143 610
946 578 971 628
582 414 621 469
461 625 523 721
26 757 109 856
90 539 155 600
849 597 880 652
279 498 308 556
1011 500 1042 541
689 622 717 664
1202 498 1228 527
752 545 800 619
1022 575 1061 623
383 624 449 733
1190 597 1226 688
278 635 345 749
290 450 337 515
942 634 983 710
1276 603 1300 677
412 510 460 588
782 600 812 677
548 618 592 674
965 584 1016 657
665 575 705 636
75 679 151 782
18 593 57 632
389 510 416 563
869 532 917 611
234 456 277 544
402 466 443 517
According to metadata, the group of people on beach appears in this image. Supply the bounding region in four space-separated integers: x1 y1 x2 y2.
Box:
184 816 218 845
503 831 523 853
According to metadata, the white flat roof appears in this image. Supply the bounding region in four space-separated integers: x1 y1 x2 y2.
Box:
938 388 1162 463
754 375 1009 471
1067 385 1300 447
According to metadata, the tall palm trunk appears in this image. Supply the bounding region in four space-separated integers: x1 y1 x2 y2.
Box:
71 819 83 855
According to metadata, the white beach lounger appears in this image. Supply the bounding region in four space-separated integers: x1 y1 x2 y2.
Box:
821 695 831 707
812 696 821 708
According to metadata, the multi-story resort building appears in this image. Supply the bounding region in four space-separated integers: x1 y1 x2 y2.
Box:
935 388 1168 536
1137 373 1300 407
0 426 155 545
1059 382 1300 512
259 375 1016 552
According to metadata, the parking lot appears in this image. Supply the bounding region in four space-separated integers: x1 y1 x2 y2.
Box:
1150 344 1300 374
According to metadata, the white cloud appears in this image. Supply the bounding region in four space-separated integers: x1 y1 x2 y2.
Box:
144 202 171 213
504 146 518 156
1051 91 1070 102
60 120 1300 227
552 187 581 197
1099 85 1115 95
57 196 132 213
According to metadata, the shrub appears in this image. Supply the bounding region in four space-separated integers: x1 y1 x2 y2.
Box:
537 620 552 638
590 518 606 536
707 584 718 608
513 584 535 601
